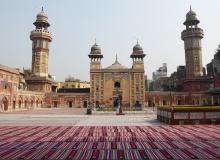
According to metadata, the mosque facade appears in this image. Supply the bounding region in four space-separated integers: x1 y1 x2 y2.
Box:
88 42 146 108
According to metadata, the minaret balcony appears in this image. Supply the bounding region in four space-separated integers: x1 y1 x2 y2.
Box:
30 29 52 41
181 28 204 40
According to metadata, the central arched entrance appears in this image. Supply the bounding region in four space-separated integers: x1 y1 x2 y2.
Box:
114 82 120 89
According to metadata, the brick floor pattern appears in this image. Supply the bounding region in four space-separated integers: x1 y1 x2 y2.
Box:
0 125 219 160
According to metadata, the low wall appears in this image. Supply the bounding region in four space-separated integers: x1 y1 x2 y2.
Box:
157 106 220 124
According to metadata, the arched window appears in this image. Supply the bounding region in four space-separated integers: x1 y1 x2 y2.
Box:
114 82 120 89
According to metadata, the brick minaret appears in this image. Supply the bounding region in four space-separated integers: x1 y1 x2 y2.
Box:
30 7 52 77
181 6 204 79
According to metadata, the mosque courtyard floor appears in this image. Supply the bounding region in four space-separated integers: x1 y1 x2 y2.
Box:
0 108 219 160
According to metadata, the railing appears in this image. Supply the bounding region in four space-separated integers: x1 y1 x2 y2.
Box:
181 28 204 39
30 29 52 38
157 106 220 124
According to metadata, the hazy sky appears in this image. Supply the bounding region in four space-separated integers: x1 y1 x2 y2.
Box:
0 0 220 81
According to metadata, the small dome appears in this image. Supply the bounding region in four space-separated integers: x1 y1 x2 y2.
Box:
105 55 128 70
91 43 101 51
105 63 128 70
133 43 143 52
37 11 48 19
184 7 200 25
36 11 48 22
89 43 102 55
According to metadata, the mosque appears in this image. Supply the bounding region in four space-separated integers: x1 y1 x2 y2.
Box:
0 7 220 111
88 41 145 108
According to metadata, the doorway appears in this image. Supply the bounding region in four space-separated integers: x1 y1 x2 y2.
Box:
54 101 58 108
83 101 87 108
3 98 8 111
19 100 21 109
31 100 33 108
95 101 100 108
69 101 73 108
24 100 27 108
13 101 16 110
148 100 152 107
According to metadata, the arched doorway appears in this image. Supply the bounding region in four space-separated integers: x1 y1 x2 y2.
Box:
31 100 34 108
24 100 27 108
69 101 72 108
163 100 167 106
96 101 100 108
148 100 153 107
36 100 38 108
13 101 16 110
19 100 22 109
54 101 58 108
2 97 8 111
114 82 121 89
83 101 87 108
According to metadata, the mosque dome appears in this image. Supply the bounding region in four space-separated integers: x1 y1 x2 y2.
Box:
37 11 48 19
34 8 50 26
89 42 102 57
184 7 200 25
133 43 143 52
105 55 128 70
91 43 101 52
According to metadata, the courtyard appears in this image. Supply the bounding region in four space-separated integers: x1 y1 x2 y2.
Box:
0 107 159 126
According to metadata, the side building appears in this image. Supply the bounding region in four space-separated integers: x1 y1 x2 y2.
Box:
0 64 44 111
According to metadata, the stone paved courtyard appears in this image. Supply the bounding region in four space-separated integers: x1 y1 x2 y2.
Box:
0 108 160 126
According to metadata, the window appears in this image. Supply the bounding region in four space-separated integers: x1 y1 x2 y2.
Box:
114 82 120 89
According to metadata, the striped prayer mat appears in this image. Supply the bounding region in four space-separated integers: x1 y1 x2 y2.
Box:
0 125 219 159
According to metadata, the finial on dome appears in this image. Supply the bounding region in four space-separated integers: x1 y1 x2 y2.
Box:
137 39 139 44
95 38 97 44
42 6 44 12
190 5 192 11
114 54 119 64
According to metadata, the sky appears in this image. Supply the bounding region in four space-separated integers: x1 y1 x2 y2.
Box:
0 0 220 82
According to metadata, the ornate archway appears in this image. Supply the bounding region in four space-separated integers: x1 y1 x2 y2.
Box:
2 97 9 111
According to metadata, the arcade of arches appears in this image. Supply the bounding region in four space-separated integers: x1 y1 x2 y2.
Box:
0 93 44 112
